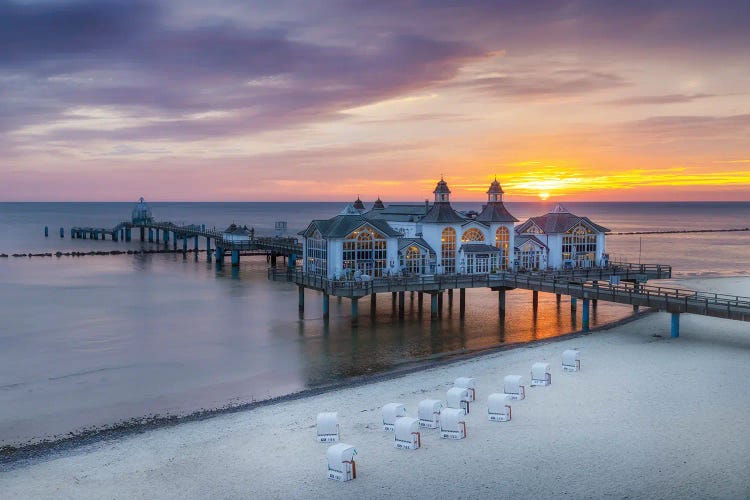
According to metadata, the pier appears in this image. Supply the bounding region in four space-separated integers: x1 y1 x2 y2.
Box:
271 264 750 333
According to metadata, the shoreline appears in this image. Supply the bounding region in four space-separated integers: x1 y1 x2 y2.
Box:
0 306 656 469
2 274 746 469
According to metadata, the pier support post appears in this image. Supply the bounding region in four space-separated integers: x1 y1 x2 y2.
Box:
215 246 224 264
633 304 639 313
148 228 154 242
59 227 64 238
498 289 506 315
398 291 405 319
582 299 590 332
231 249 240 267
430 293 438 319
183 236 188 254
447 289 453 310
270 252 277 267
173 235 177 251
113 230 118 242
370 293 377 315
418 292 424 313
532 290 539 311
459 288 466 318
391 292 397 311
556 293 561 305
323 293 329 321
592 299 598 309
351 298 359 326
194 236 198 252
140 227 145 241
437 291 444 316
163 230 169 246
45 226 49 237
206 238 212 262
125 228 131 242
155 229 160 243
298 286 305 311
671 312 680 338
288 254 296 268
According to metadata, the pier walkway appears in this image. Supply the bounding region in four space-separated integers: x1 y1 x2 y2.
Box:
70 221 301 266
270 263 750 335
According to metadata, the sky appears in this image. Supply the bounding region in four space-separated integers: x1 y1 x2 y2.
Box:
2 0 749 202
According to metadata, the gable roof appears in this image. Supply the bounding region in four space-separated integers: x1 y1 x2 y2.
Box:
224 224 251 236
514 234 549 250
516 210 609 234
365 203 430 222
300 212 401 239
398 237 436 255
459 243 501 253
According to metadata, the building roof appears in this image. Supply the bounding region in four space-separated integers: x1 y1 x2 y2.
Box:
459 243 501 253
433 177 451 194
420 202 466 224
487 178 504 195
224 223 251 236
516 206 610 234
364 203 430 222
353 197 365 211
373 197 385 210
475 202 518 223
398 237 436 255
514 234 549 250
300 209 402 239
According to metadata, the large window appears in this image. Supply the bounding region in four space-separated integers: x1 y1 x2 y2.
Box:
401 245 425 275
461 228 485 242
343 227 388 277
495 226 510 269
562 225 597 264
306 230 327 276
441 227 456 274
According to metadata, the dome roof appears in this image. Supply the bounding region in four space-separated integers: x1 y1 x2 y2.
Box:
353 196 365 210
433 177 451 195
487 177 504 195
373 197 385 210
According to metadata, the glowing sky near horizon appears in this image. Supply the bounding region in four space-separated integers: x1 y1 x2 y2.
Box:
1 0 749 202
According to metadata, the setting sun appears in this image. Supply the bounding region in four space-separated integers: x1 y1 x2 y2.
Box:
539 192 550 200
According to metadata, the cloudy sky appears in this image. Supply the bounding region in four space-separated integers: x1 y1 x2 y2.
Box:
2 0 749 201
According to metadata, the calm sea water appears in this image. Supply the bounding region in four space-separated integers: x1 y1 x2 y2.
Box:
0 202 748 446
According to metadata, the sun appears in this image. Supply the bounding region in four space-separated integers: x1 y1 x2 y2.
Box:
538 192 550 200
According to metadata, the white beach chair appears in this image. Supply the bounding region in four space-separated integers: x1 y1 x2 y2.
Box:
446 387 471 414
531 362 552 386
418 399 443 429
326 443 357 482
503 375 526 400
394 417 421 450
382 402 407 431
454 377 477 401
439 408 467 440
487 393 512 422
562 349 581 372
316 412 339 442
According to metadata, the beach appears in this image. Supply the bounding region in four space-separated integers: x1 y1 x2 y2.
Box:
2 276 749 498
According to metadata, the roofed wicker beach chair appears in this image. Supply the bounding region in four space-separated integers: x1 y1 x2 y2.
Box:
326 443 357 482
562 349 581 372
531 362 552 386
503 375 526 400
316 412 339 443
446 386 471 414
487 393 512 422
439 407 467 440
394 417 421 450
418 399 443 429
453 377 477 401
382 402 407 431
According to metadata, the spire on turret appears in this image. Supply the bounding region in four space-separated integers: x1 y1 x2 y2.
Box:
353 195 365 211
487 176 504 203
433 176 451 203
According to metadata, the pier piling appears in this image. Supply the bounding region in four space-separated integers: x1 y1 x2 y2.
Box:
371 293 377 314
231 249 240 266
206 238 212 262
298 285 305 311
532 290 539 311
323 293 329 321
582 299 590 332
430 293 438 319
140 227 145 241
214 246 224 264
351 298 359 325
671 312 680 338
571 297 577 311
418 292 424 313
59 227 64 238
44 226 49 237
437 291 444 317
459 288 466 317
498 288 506 316
398 291 405 319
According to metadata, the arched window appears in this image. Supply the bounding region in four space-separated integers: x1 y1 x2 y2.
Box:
461 228 485 242
403 245 423 275
306 229 327 276
495 226 510 269
562 224 597 265
441 227 456 274
343 227 388 277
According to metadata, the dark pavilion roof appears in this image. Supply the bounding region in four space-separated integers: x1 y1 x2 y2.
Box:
487 178 504 194
516 204 610 234
476 203 518 223
300 205 401 239
365 203 430 222
433 177 451 194
398 237 436 255
373 197 385 210
420 202 467 223
459 243 501 253
224 223 251 236
514 234 549 250
353 196 365 210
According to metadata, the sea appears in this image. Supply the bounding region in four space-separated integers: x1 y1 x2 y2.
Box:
1 201 749 448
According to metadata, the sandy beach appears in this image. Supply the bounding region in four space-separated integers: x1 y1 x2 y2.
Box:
2 276 749 499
